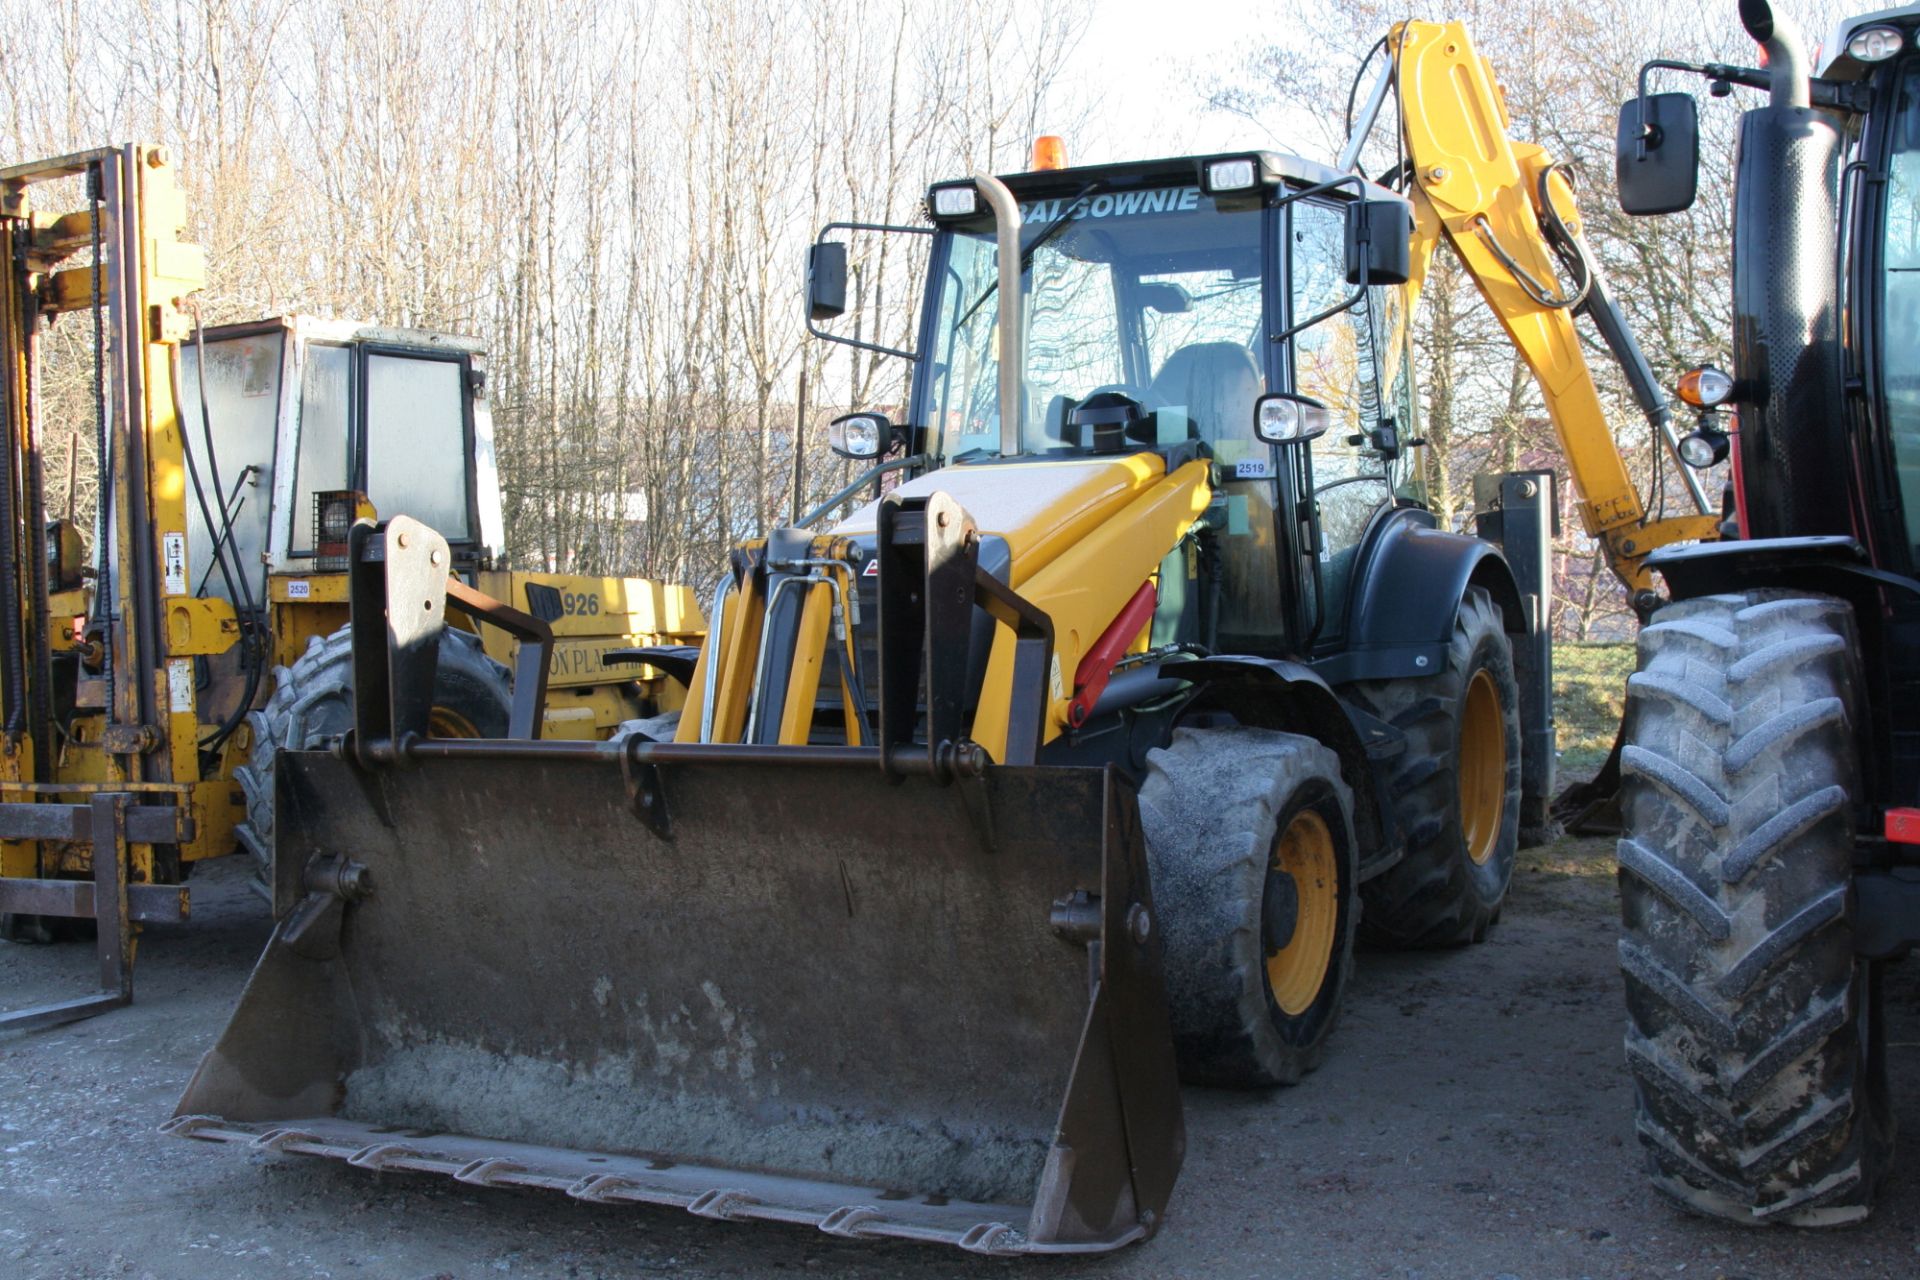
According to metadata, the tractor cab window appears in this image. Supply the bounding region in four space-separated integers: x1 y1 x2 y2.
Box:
178 331 283 603
284 345 474 557
289 343 350 555
923 184 1299 651
1290 200 1395 639
1025 251 1125 428
926 188 1266 458
364 353 471 541
1882 59 1920 566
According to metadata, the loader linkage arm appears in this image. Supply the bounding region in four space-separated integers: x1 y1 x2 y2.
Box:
1382 20 1721 596
876 491 1054 775
339 514 554 765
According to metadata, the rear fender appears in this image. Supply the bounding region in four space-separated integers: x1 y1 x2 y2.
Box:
1315 511 1525 683
1315 510 1548 834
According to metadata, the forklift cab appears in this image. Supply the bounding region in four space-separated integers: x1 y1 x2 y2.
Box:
176 316 505 606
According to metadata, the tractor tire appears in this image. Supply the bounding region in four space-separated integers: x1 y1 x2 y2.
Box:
1619 591 1890 1226
1348 586 1521 948
233 624 513 899
1138 725 1359 1087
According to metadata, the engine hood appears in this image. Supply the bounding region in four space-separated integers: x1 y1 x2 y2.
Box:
832 454 1169 586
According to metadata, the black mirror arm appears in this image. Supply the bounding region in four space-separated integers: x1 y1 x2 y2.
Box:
806 316 920 363
808 221 935 362
1630 57 1862 138
1631 60 1715 157
1271 283 1366 347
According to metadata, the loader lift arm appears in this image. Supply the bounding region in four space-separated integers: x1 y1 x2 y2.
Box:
1373 20 1721 596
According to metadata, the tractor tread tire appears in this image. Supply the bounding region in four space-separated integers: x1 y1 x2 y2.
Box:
1138 725 1358 1088
1619 590 1889 1227
234 625 511 898
1349 587 1521 949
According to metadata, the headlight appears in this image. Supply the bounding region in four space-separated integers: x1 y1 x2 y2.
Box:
829 412 890 459
1847 25 1904 62
1677 427 1731 468
1204 157 1258 192
1676 364 1735 408
929 184 978 219
1253 393 1330 444
314 489 368 572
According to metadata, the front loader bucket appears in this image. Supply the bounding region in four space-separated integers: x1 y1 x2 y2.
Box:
169 744 1183 1254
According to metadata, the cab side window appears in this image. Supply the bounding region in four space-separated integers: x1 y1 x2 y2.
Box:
1290 200 1393 638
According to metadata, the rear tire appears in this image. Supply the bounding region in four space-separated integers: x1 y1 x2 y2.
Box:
1619 591 1890 1225
233 625 512 900
1348 586 1521 948
1138 726 1359 1087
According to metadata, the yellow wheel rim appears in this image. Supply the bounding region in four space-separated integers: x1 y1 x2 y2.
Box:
1458 669 1506 866
1267 808 1339 1017
428 706 484 738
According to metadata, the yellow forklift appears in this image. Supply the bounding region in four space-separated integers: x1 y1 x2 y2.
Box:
0 145 701 1029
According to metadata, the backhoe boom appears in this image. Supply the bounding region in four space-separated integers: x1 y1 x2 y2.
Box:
1385 20 1720 595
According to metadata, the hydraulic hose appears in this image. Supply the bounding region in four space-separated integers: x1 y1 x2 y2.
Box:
177 306 266 752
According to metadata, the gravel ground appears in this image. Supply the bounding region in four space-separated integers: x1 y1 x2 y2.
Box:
3 839 1918 1280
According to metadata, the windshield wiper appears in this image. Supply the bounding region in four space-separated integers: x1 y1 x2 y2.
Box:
953 179 1104 332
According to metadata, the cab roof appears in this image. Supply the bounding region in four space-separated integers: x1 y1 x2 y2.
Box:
1818 3 1920 80
948 149 1404 207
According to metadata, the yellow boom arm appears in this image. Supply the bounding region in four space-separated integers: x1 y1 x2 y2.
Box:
1386 20 1719 594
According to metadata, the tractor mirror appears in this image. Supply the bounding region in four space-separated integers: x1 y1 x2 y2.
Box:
1615 92 1699 215
1345 199 1412 286
806 241 847 321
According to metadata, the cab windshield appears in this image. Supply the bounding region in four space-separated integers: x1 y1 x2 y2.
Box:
926 186 1267 460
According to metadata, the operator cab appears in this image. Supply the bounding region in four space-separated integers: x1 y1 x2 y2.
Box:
810 150 1421 657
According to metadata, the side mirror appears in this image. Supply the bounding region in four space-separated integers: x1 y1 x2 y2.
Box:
806 241 847 321
1345 199 1412 286
1615 92 1699 215
829 411 893 460
1254 393 1331 445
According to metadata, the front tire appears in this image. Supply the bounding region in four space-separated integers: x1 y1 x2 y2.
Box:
1348 586 1521 948
1138 726 1359 1087
1619 591 1890 1225
233 625 513 901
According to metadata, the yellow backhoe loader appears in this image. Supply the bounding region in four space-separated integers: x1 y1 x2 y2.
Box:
0 146 702 1029
168 21 1717 1254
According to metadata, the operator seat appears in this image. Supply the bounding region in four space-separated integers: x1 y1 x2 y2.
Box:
1148 341 1262 444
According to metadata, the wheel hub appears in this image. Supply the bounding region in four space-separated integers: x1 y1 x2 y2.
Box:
1265 807 1339 1017
1263 868 1299 954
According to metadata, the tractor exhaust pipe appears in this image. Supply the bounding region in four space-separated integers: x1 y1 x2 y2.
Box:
1727 0 1848 539
1738 0 1810 108
974 172 1024 458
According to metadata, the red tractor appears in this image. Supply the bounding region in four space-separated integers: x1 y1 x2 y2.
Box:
1614 0 1920 1226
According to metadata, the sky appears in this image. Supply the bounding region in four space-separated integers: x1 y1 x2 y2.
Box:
1031 0 1292 166
1010 0 1878 171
